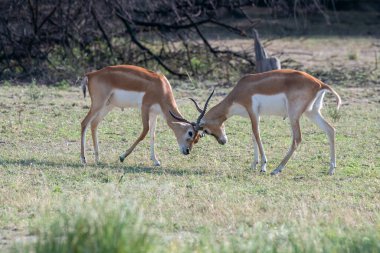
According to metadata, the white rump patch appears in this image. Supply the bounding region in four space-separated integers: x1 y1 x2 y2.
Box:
252 93 288 117
306 90 326 112
110 90 145 109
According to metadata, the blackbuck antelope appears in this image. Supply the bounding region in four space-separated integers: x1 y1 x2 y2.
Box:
189 69 342 175
80 65 205 165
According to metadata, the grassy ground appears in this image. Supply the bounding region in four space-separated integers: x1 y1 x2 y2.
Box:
1 38 380 252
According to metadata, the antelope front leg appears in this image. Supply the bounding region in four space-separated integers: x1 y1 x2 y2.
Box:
90 106 112 164
251 136 259 170
119 128 149 162
120 106 150 163
149 113 160 166
249 112 267 172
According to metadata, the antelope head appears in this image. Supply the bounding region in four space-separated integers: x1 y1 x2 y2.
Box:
169 89 215 151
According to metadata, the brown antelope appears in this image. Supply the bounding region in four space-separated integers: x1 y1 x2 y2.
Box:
186 69 342 175
80 65 207 165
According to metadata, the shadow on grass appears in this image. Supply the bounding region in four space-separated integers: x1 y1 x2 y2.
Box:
0 158 208 176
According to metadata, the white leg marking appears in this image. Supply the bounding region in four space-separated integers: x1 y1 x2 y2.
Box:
91 105 113 164
305 110 336 175
260 153 267 173
149 113 160 166
251 135 259 170
250 112 267 172
81 112 99 164
80 127 87 164
253 112 267 172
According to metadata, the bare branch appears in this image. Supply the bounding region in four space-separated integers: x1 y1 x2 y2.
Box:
115 8 187 77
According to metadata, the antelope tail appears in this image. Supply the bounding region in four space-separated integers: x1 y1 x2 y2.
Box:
323 84 342 110
81 76 88 98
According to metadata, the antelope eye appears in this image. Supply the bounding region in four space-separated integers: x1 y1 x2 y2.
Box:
188 131 193 137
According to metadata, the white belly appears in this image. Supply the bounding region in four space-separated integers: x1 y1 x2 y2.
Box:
227 103 249 118
110 89 145 108
252 93 288 117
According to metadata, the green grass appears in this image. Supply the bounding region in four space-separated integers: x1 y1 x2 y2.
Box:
11 201 155 253
0 84 379 252
9 201 380 253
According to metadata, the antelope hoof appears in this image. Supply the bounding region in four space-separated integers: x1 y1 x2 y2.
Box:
119 155 125 163
80 156 87 164
270 169 281 176
151 156 161 166
251 162 258 170
260 163 267 173
329 163 336 175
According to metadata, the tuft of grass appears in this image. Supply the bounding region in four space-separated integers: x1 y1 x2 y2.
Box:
12 203 155 253
1 80 12 87
26 79 44 101
54 80 71 90
328 107 342 122
190 57 207 74
348 52 358 61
